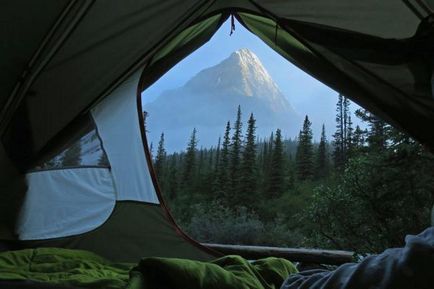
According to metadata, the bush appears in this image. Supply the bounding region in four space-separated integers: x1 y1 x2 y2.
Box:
184 201 264 245
305 152 434 254
180 201 303 247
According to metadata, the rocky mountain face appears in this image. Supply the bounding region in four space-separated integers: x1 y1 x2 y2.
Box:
144 48 301 152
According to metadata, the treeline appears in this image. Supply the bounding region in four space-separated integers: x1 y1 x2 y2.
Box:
153 105 324 208
151 95 434 254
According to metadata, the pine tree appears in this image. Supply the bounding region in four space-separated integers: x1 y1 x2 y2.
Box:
97 152 109 167
143 111 149 132
333 94 353 168
268 131 274 157
182 128 198 191
333 94 345 168
352 125 366 151
154 132 166 181
149 142 154 159
60 143 82 167
166 153 179 199
266 129 285 198
229 105 243 195
346 115 354 156
214 121 231 200
238 113 257 205
370 118 387 151
214 137 221 172
355 109 387 150
262 140 268 171
207 146 214 171
263 132 274 172
343 96 350 142
198 146 204 173
315 124 329 178
287 155 295 189
296 115 314 180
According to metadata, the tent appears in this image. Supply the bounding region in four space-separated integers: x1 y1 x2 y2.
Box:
1 1 433 262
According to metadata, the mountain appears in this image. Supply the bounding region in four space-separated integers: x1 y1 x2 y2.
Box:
144 48 301 152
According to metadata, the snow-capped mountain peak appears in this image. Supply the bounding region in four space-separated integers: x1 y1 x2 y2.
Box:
185 48 283 102
144 49 300 152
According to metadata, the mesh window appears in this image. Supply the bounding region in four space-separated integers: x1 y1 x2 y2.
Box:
33 125 109 171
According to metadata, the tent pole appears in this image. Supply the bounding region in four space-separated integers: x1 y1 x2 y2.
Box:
414 0 434 14
0 0 95 136
403 0 434 19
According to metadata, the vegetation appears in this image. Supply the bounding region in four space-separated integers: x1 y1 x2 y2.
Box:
151 96 434 255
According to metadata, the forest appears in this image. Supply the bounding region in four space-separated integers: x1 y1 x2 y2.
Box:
150 94 434 255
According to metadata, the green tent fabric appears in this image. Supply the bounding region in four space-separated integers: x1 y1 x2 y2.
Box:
0 247 132 288
0 247 297 289
1 0 434 263
237 12 434 149
20 202 216 262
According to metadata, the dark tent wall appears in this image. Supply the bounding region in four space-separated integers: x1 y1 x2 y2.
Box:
0 144 25 240
19 202 216 262
1 0 217 167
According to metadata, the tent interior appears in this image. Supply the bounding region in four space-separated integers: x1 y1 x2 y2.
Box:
1 0 434 287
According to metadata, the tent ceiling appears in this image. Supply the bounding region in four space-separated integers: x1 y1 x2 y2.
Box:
0 1 70 115
1 0 434 169
254 0 422 38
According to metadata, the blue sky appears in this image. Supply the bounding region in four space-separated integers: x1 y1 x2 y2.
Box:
142 19 363 141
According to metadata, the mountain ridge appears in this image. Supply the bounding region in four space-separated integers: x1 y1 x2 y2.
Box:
144 49 301 152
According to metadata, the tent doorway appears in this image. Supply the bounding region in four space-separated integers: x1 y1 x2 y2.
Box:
141 17 434 256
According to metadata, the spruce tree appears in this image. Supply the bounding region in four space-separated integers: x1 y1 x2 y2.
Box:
198 146 204 173
266 129 285 198
149 142 154 159
346 115 354 156
238 113 257 205
229 105 243 196
154 132 166 181
352 125 366 151
207 147 214 170
333 94 353 168
166 153 179 199
259 140 269 193
97 152 109 167
143 111 149 132
343 96 350 142
287 154 295 189
182 128 198 191
60 143 82 167
296 115 314 180
268 131 274 158
214 121 231 200
333 94 345 168
355 109 387 150
262 140 269 171
263 132 274 173
315 124 329 178
214 137 221 172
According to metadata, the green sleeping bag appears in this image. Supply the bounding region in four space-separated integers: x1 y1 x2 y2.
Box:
0 248 297 289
